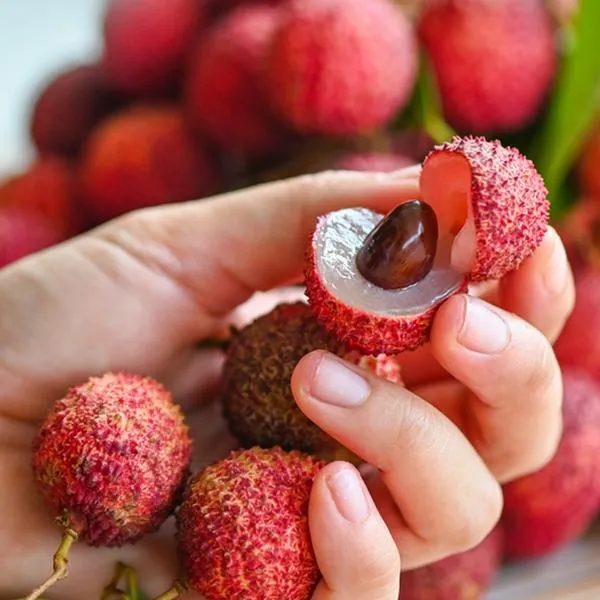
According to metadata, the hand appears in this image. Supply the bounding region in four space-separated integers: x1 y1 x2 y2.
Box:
0 167 573 599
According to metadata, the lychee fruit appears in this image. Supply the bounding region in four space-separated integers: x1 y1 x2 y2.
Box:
30 64 123 159
334 151 414 173
185 4 286 157
101 0 205 96
418 0 557 134
221 302 403 459
305 136 549 355
398 526 504 599
577 123 600 200
0 207 64 269
78 104 218 223
501 368 600 559
154 447 325 600
0 157 78 239
266 0 419 136
27 373 192 599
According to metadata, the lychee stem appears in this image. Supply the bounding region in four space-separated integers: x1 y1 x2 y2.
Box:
101 562 140 600
152 580 189 600
24 527 79 600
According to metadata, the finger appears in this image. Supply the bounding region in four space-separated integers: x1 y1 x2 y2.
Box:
430 294 563 483
310 462 400 600
291 351 502 567
497 227 575 343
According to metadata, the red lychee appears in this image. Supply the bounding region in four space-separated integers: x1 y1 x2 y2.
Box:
306 136 549 355
334 152 414 173
28 373 192 598
578 123 600 201
398 526 504 599
30 64 123 159
102 0 205 95
502 369 600 559
266 0 418 136
78 104 218 223
155 447 325 600
0 157 78 239
418 0 557 134
185 4 286 157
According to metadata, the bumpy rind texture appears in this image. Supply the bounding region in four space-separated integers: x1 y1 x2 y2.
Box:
418 0 556 133
424 136 550 282
79 104 218 223
266 0 418 135
334 152 413 173
185 4 285 155
502 369 600 559
398 526 504 599
176 447 324 600
222 302 403 456
32 372 192 547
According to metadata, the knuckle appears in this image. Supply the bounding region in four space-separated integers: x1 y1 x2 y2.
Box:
522 332 557 400
361 547 401 587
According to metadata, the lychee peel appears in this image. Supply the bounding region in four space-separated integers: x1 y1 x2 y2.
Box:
175 447 325 600
221 302 403 457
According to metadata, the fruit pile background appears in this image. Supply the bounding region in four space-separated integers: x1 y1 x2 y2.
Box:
2 0 600 599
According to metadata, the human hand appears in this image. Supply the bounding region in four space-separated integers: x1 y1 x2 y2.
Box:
0 167 573 599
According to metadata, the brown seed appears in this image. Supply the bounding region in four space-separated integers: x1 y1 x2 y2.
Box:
356 200 438 290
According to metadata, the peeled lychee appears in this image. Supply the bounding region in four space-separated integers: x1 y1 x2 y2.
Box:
502 368 600 559
102 0 204 95
334 152 414 173
79 104 218 223
0 207 64 269
0 157 78 239
155 447 325 600
578 123 600 200
185 4 286 156
398 526 504 599
266 0 418 136
28 373 192 599
418 0 557 134
306 136 549 355
30 64 122 158
221 302 402 458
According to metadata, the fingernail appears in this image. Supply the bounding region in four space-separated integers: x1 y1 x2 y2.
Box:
309 354 371 407
542 230 569 296
457 296 511 354
327 466 371 523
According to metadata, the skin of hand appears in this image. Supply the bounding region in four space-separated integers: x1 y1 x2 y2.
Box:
0 168 574 600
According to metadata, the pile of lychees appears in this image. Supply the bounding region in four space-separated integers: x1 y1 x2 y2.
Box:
6 0 600 599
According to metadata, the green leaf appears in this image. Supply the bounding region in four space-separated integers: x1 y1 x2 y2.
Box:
531 0 600 219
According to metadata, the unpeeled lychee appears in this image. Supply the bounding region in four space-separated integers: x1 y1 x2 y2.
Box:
577 123 600 200
30 64 122 159
27 373 192 599
502 369 600 559
306 136 549 355
334 152 413 173
266 0 418 136
221 302 402 459
185 4 286 156
0 157 78 239
398 526 504 599
155 447 325 600
102 0 205 95
418 0 557 134
78 104 218 223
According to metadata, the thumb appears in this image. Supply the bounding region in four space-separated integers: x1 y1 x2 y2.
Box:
309 462 400 600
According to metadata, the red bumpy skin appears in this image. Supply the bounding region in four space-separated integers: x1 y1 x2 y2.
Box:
578 123 600 200
30 64 122 158
79 103 218 223
418 0 557 134
32 373 192 547
0 207 63 269
398 527 504 599
306 136 549 355
102 0 204 95
185 4 286 156
502 369 600 559
334 152 414 173
176 447 324 600
266 0 418 136
0 157 78 239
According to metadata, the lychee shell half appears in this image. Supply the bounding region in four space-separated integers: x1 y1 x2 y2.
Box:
305 136 549 355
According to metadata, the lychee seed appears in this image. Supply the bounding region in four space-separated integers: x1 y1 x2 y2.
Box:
356 200 439 290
